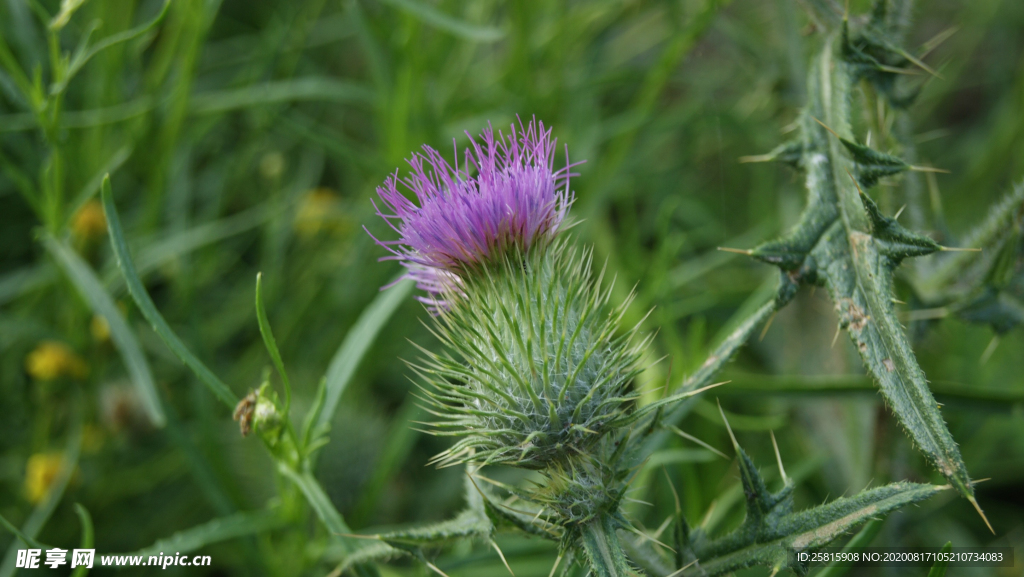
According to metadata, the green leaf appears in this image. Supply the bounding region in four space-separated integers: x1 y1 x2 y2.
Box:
120 510 284 558
837 137 909 189
278 468 381 577
189 78 374 114
54 0 171 96
375 508 492 550
101 175 239 409
315 278 413 433
377 0 504 42
676 444 946 576
927 542 953 577
255 272 293 415
744 25 977 504
813 519 883 577
43 234 166 426
70 504 94 577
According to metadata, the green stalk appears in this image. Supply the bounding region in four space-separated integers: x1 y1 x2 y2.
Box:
581 515 632 577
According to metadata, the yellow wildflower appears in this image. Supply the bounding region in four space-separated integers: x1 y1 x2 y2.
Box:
294 188 350 238
25 341 89 380
90 314 111 343
24 453 65 504
71 200 107 240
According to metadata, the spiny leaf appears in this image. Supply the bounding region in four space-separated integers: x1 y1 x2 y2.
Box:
811 220 973 499
743 26 978 503
812 519 883 577
676 445 946 577
118 510 284 558
838 138 909 189
858 189 941 260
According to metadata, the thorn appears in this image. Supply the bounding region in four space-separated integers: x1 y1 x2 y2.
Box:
716 399 739 451
910 165 951 174
425 560 452 577
624 497 654 507
717 247 752 255
624 523 676 553
980 336 1000 364
845 169 866 196
904 307 949 322
919 26 959 59
972 478 992 485
738 154 775 163
652 515 674 540
898 47 944 79
700 500 718 528
490 539 515 576
770 430 789 485
667 425 728 459
338 533 382 540
811 116 840 139
876 64 922 76
891 298 906 305
938 246 982 252
759 311 777 341
768 566 781 577
831 322 842 349
663 468 682 514
893 204 907 220
547 553 563 577
667 560 699 577
968 496 995 535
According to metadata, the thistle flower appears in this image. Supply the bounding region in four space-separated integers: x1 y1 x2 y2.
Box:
371 120 653 471
370 118 576 307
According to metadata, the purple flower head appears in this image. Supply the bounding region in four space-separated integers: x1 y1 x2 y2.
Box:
370 118 579 306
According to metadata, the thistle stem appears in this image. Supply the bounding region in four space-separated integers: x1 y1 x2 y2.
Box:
581 515 632 577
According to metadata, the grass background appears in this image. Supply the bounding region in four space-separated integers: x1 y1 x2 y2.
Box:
1 0 1022 575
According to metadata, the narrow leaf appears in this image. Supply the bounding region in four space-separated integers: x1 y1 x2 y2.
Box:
121 510 283 558
101 175 239 409
43 235 165 426
315 278 413 432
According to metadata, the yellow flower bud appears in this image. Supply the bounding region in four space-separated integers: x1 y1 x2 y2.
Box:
71 200 107 240
25 341 89 381
24 453 65 504
293 188 349 238
90 314 111 343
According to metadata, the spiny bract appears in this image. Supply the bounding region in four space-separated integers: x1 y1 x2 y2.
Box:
413 240 650 469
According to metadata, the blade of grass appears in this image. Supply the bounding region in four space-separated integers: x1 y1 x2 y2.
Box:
378 0 503 42
255 272 292 416
43 234 166 426
189 78 374 114
101 175 239 409
69 505 94 577
315 278 413 432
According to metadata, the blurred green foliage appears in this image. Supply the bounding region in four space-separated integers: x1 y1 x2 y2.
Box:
1 0 1022 575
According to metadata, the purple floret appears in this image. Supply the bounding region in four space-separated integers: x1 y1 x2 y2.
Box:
369 118 578 306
